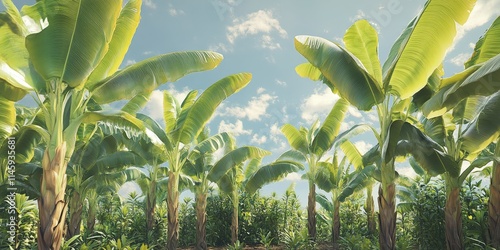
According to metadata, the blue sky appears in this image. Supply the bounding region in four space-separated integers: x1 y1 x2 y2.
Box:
4 0 500 206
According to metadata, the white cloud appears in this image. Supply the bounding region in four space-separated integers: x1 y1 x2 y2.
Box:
275 79 287 86
301 88 340 123
125 59 136 66
354 141 373 154
218 120 252 136
223 93 277 121
449 53 471 66
261 35 281 50
396 166 417 179
226 10 287 49
257 87 266 94
168 4 185 16
250 134 267 145
208 42 232 53
142 87 192 123
143 0 156 9
348 106 362 118
143 90 164 121
449 0 500 53
284 172 302 182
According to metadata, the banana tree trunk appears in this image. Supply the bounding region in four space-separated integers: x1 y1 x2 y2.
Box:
231 189 239 245
445 186 464 249
67 191 82 239
489 161 500 248
146 180 157 233
86 197 96 234
167 171 180 250
332 199 340 250
378 183 396 250
365 185 376 236
38 143 69 250
195 192 208 250
307 181 317 241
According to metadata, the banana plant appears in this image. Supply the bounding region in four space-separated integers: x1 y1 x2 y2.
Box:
314 145 375 249
415 16 500 249
66 124 145 239
207 145 304 245
294 1 476 248
183 131 272 248
0 0 225 248
138 72 252 249
280 98 349 240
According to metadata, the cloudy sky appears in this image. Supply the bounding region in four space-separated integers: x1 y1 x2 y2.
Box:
4 0 500 205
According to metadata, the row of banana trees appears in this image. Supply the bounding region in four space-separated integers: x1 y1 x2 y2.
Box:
0 0 500 249
0 0 303 249
293 0 500 249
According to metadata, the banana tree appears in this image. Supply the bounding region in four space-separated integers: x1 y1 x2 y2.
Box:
418 16 500 249
208 147 304 245
138 73 252 249
315 145 375 249
294 1 476 248
183 131 266 248
66 124 145 239
280 98 349 240
0 0 226 248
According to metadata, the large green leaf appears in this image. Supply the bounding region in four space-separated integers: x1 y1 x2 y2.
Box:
384 120 458 177
343 19 382 83
316 193 333 211
442 54 500 109
93 151 145 174
452 96 486 124
136 113 172 151
163 90 179 134
311 98 349 156
207 146 270 182
281 124 308 154
331 124 378 149
461 91 500 154
338 165 376 202
120 91 151 115
422 114 454 146
86 0 142 86
25 0 122 88
245 161 302 194
385 0 476 99
82 167 142 194
0 125 45 164
340 141 363 170
295 62 336 92
0 3 36 95
0 98 15 142
91 51 223 103
465 16 500 68
176 73 252 144
276 150 306 165
294 35 383 110
315 162 335 192
382 16 416 80
189 132 232 161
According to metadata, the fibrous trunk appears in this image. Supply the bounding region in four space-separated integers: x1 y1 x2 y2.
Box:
38 143 68 250
231 189 239 244
366 186 376 236
307 182 317 241
146 180 157 233
489 162 500 248
445 187 463 249
378 183 396 250
332 199 340 250
86 204 96 234
195 192 207 250
67 191 82 239
167 172 179 250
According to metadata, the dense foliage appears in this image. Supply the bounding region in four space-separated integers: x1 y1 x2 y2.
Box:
0 174 492 249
